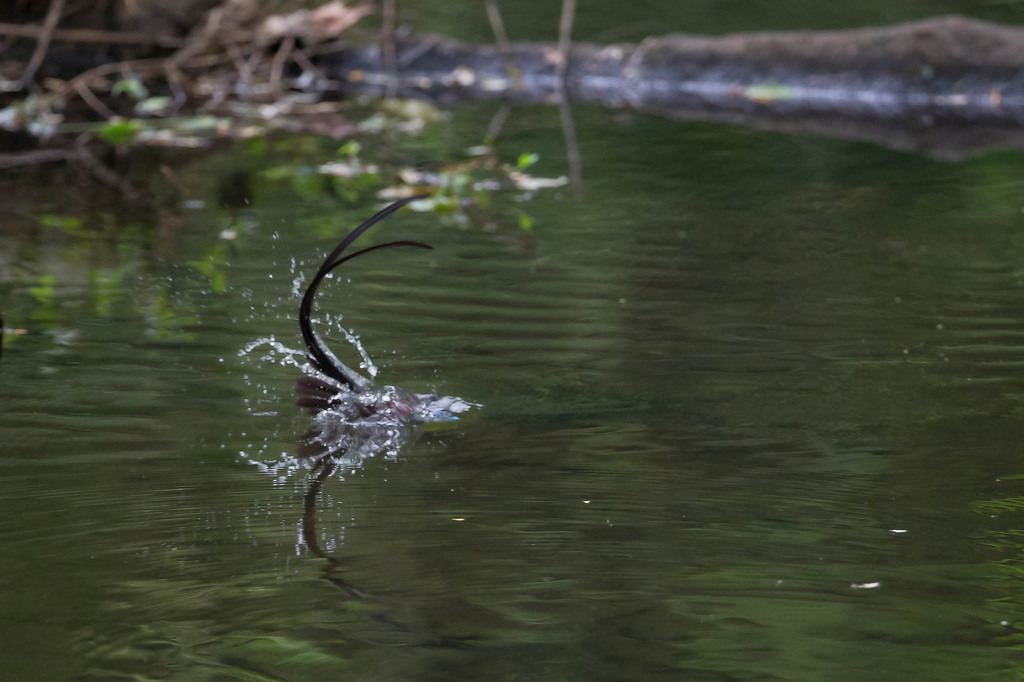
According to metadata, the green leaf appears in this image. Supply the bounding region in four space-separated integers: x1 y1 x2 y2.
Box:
517 210 534 231
517 152 540 169
39 214 84 235
97 118 142 146
111 77 148 100
134 96 173 116
338 139 361 158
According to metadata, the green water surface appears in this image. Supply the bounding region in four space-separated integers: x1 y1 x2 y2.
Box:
6 5 1024 679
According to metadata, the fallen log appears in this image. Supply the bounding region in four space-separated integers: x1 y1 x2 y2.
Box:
315 16 1024 160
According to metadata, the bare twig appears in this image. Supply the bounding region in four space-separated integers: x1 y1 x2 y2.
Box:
299 37 348 58
165 63 188 112
9 1 368 145
556 0 582 197
485 103 510 143
270 35 295 91
70 137 140 199
0 21 185 48
555 0 575 88
185 46 260 70
382 0 397 97
290 47 328 83
55 57 168 100
41 53 194 122
484 0 523 90
159 164 185 193
73 79 117 119
558 96 583 198
21 0 66 87
245 49 265 83
396 35 440 69
0 147 86 168
227 43 253 88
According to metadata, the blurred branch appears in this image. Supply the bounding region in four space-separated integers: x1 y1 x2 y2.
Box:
558 96 582 198
21 0 65 87
485 103 510 143
270 35 295 91
381 0 397 97
72 79 117 119
0 147 87 168
0 21 185 48
485 0 523 89
556 0 582 197
555 0 575 87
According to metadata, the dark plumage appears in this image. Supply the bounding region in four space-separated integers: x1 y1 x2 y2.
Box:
297 195 431 394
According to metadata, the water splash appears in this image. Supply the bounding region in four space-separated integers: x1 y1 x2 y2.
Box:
296 379 478 464
290 270 305 298
239 335 307 369
242 196 480 482
238 331 479 481
340 327 378 379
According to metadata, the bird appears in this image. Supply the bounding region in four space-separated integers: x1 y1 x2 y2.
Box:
292 195 477 466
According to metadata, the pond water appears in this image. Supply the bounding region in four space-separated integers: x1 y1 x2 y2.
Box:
7 9 1024 681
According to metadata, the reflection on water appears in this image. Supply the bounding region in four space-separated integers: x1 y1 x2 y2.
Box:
5 110 1024 679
